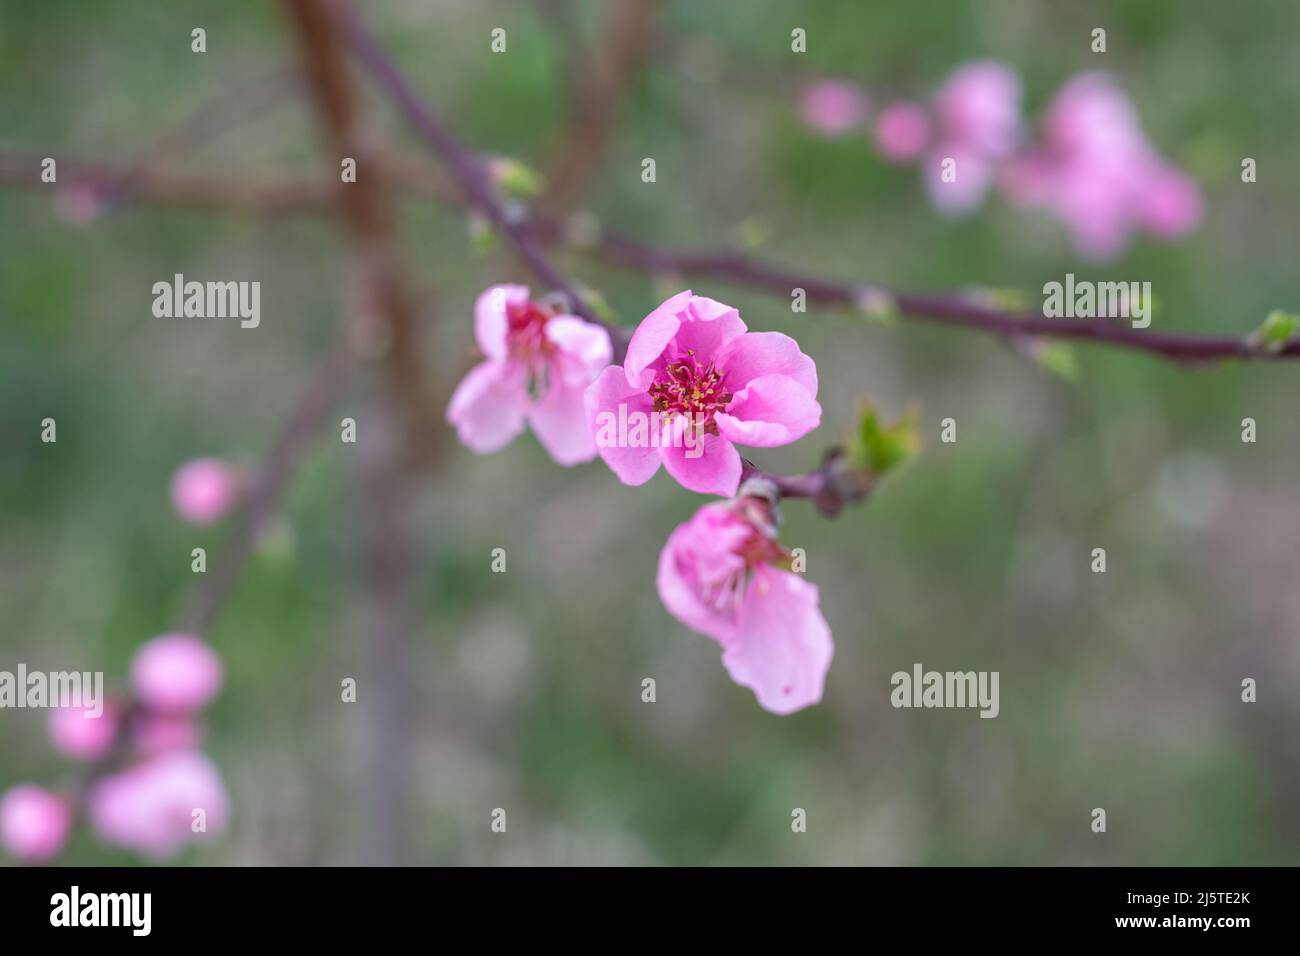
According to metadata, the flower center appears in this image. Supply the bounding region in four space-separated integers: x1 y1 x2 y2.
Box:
647 349 732 434
505 300 553 359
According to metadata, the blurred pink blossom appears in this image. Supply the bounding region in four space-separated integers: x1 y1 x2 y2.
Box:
0 784 73 862
873 101 931 162
131 633 223 713
798 80 868 136
48 701 120 760
586 291 821 497
924 61 1022 216
88 751 229 859
1000 73 1202 259
447 284 613 465
134 713 201 756
657 497 833 714
170 458 241 525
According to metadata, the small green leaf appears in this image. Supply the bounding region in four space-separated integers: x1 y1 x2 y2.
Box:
487 156 545 199
731 217 772 250
467 213 497 256
1034 341 1079 381
846 399 919 477
1249 310 1299 353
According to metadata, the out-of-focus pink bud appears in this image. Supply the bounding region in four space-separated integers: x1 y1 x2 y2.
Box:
131 634 223 714
873 102 931 162
169 458 241 525
0 785 73 862
798 80 868 137
48 701 120 761
88 751 229 859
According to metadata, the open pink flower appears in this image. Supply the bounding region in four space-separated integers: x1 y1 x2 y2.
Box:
798 80 868 137
49 701 121 760
657 495 833 714
585 291 820 497
88 750 229 859
131 633 223 714
448 285 613 465
0 784 72 862
171 458 241 525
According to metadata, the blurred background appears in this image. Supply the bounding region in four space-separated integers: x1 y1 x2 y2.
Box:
2 0 1298 865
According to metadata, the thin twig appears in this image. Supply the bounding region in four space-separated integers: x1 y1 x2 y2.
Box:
180 341 354 633
334 0 607 331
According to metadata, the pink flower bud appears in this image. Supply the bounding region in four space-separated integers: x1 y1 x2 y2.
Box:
88 751 228 859
798 80 868 137
131 634 223 713
48 701 120 760
0 785 72 862
873 102 930 162
170 458 241 525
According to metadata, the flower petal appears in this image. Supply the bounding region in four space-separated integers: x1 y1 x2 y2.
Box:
667 296 748 360
474 284 529 361
717 331 818 396
723 566 833 715
446 360 528 454
545 315 613 387
585 365 662 485
528 381 597 466
661 431 742 496
624 290 693 388
714 374 821 448
656 504 750 645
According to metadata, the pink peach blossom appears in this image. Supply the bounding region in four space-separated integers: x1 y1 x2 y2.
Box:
48 701 120 760
585 291 821 497
873 101 930 162
88 751 229 859
798 80 868 136
448 285 613 465
657 497 832 714
1001 73 1202 259
170 458 241 525
0 784 72 862
131 633 223 713
923 61 1022 217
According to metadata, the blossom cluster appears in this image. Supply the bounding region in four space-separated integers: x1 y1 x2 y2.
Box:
0 462 236 864
799 63 1202 259
449 286 833 714
1 634 229 861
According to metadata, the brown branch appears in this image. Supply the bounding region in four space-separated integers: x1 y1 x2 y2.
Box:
0 147 453 217
282 0 441 462
334 0 608 334
0 149 337 215
179 341 354 634
546 227 1300 364
540 0 659 215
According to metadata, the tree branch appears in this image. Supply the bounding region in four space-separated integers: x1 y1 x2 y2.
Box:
334 0 608 333
540 0 659 215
